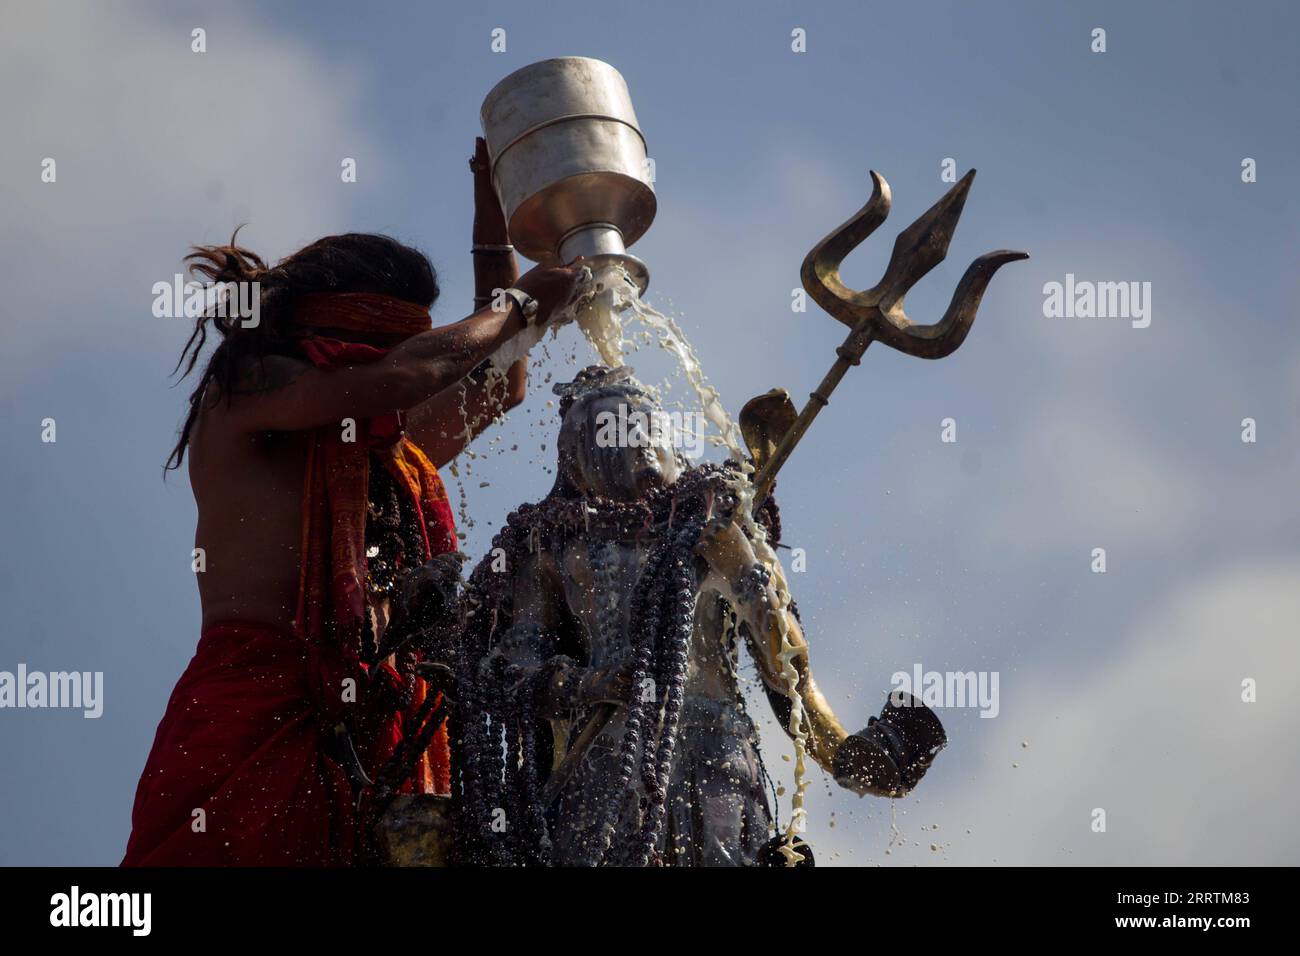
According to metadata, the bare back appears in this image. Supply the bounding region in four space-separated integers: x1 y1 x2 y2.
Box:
189 392 311 632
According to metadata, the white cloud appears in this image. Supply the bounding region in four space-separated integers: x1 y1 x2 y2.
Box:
0 2 376 357
974 405 1211 558
801 559 1300 865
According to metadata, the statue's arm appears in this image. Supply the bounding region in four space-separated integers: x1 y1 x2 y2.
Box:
486 549 610 718
488 548 564 672
696 521 848 774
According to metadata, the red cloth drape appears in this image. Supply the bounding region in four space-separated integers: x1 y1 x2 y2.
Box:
123 314 457 866
120 622 358 865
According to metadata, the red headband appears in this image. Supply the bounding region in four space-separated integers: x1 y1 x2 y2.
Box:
291 292 432 337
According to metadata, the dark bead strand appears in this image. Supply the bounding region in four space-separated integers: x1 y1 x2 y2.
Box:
454 612 495 864
491 667 522 866
516 679 550 865
634 520 705 864
477 655 511 866
592 535 671 864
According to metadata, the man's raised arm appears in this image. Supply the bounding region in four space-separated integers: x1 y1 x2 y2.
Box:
223 264 580 434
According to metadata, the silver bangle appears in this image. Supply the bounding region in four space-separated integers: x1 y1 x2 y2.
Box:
471 243 515 254
500 287 539 323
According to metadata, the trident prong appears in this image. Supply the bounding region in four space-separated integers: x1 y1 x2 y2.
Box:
750 169 1027 500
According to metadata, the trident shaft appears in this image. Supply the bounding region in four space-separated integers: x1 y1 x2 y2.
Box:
748 169 1028 501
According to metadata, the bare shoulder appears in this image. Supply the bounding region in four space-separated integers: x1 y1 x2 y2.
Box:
190 355 309 446
203 354 310 420
198 354 309 409
233 353 310 395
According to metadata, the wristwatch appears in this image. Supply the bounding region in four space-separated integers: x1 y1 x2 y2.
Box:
500 287 539 324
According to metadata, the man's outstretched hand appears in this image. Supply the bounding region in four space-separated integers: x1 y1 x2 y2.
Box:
515 259 586 327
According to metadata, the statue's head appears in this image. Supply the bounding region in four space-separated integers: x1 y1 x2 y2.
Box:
551 366 685 500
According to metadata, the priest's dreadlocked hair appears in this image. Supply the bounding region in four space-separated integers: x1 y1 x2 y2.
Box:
164 230 440 473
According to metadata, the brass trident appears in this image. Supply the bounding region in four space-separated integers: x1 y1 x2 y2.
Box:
746 170 1028 500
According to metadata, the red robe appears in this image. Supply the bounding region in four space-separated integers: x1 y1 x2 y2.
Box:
123 329 457 866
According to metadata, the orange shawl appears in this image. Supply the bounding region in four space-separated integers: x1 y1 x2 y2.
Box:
292 294 457 797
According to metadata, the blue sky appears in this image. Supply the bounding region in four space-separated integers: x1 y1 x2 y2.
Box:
1 0 1297 865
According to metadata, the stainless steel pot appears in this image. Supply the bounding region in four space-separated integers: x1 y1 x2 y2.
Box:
480 57 656 292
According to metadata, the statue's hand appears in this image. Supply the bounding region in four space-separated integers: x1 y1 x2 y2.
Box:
832 692 948 798
528 656 635 718
577 659 638 708
831 733 905 798
390 552 468 658
398 552 467 620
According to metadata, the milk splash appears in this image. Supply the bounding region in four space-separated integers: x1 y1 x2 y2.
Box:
562 263 743 454
562 262 813 865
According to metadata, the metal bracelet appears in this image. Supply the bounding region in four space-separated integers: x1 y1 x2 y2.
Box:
471 243 515 254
